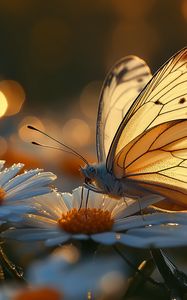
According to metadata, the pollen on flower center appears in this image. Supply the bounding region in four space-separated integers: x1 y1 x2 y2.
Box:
58 208 114 234
0 188 5 204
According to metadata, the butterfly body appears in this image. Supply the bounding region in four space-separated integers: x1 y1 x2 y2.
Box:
81 163 149 199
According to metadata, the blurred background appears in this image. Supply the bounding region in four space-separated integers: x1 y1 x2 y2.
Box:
0 0 186 191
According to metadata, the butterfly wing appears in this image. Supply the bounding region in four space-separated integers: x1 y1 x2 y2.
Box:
107 47 187 171
113 120 187 206
96 56 152 162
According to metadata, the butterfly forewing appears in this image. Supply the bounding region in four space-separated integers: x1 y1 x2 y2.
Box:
107 47 187 172
96 56 152 162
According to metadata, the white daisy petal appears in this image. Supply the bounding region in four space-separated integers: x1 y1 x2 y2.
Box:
7 205 35 214
0 160 5 171
0 207 14 217
113 212 187 232
26 192 63 219
73 187 92 209
101 195 118 212
0 161 57 224
71 187 83 208
94 197 106 210
110 201 128 217
61 192 74 211
0 205 35 219
114 195 163 219
19 214 57 228
92 232 117 245
0 163 24 186
113 215 147 231
5 172 56 195
87 194 104 209
127 223 187 239
73 234 89 240
45 235 71 247
3 169 43 191
115 234 152 248
124 235 184 249
5 187 52 201
2 228 62 241
5 212 37 223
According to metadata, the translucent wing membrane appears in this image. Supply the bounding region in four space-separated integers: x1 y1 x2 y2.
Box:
114 120 187 206
96 56 152 162
108 47 187 171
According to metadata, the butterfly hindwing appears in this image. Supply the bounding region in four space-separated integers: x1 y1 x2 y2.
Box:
114 119 187 206
96 56 152 162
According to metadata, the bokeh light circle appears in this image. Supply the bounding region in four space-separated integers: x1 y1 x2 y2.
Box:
0 80 25 116
0 136 8 155
0 91 8 117
18 116 45 142
80 81 101 120
62 118 90 147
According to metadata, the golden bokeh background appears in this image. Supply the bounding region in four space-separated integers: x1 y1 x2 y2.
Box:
0 0 186 190
0 3 187 299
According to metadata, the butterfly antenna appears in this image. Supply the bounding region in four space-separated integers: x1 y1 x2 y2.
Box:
28 125 89 165
31 141 84 168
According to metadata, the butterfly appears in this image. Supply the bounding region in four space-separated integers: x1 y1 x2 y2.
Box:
80 47 187 208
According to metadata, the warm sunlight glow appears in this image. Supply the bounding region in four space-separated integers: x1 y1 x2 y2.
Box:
18 116 45 142
0 188 5 205
62 118 90 147
80 81 101 120
100 271 126 297
52 244 80 263
0 91 8 117
0 137 8 155
112 0 155 19
181 0 187 21
0 80 25 116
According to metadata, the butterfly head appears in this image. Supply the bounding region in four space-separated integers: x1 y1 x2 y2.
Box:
80 164 97 184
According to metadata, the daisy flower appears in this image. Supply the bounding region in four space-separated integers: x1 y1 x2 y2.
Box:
2 186 184 249
0 250 127 300
0 160 56 220
26 249 128 300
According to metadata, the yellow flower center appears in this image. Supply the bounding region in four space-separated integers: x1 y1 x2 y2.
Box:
58 208 114 234
14 287 61 300
0 188 5 204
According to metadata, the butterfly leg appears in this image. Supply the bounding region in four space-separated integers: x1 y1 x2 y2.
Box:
79 186 90 210
85 188 90 209
125 192 145 217
79 186 84 210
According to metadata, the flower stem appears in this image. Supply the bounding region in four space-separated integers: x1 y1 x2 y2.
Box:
0 246 25 281
151 249 187 300
113 245 164 292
